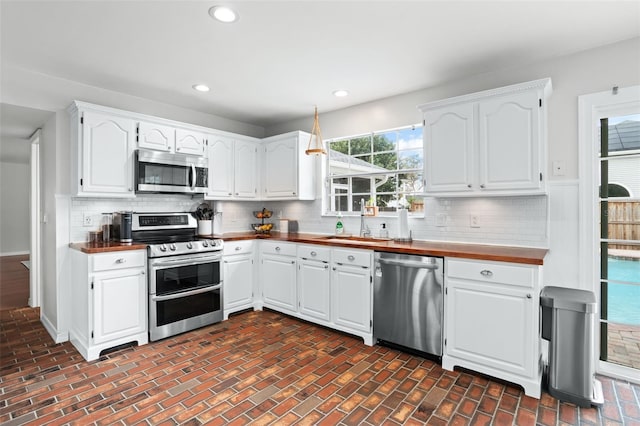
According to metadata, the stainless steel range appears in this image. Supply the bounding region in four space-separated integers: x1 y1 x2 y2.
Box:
132 212 223 341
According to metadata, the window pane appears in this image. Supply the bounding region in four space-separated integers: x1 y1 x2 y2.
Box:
330 177 348 194
373 152 397 170
376 175 396 193
334 195 349 212
602 281 640 325
350 136 372 156
373 131 397 152
330 140 349 155
398 172 424 194
397 126 423 150
377 194 397 212
598 114 640 155
399 149 423 170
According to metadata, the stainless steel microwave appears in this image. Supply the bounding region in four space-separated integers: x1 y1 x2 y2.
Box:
135 149 208 194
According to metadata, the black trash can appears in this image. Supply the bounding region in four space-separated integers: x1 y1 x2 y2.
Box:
540 286 604 407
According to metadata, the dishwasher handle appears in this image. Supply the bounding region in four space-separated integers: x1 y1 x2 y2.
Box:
377 257 440 270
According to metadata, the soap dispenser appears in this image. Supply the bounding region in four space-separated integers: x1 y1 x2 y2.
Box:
335 213 344 235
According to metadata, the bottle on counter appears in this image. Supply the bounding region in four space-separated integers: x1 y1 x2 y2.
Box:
335 213 344 235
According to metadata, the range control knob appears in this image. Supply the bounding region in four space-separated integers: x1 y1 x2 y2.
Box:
209 239 218 247
186 242 193 249
159 244 168 252
202 240 209 247
169 243 177 251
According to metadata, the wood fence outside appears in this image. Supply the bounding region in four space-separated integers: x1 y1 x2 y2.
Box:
608 201 640 250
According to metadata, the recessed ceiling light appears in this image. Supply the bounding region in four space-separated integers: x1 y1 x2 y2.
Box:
192 84 210 92
208 6 238 23
333 89 349 97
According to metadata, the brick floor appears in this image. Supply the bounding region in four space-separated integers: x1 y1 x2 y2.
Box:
1 307 639 425
608 323 640 370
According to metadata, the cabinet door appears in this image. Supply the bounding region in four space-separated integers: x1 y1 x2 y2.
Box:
223 254 254 310
263 137 297 198
234 141 258 198
445 279 534 377
298 259 331 321
478 91 541 191
332 264 371 332
138 121 175 152
175 128 206 156
423 104 474 193
81 111 135 196
207 135 235 199
261 254 297 313
92 268 146 344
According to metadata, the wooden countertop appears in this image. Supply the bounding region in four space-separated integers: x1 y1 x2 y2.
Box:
69 232 547 265
69 242 148 254
214 232 547 265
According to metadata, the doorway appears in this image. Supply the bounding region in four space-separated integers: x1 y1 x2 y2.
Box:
579 86 640 383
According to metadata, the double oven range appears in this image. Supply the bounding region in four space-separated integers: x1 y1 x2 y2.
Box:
131 212 223 341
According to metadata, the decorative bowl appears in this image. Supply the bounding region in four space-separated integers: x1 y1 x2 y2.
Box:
251 223 273 233
253 209 273 219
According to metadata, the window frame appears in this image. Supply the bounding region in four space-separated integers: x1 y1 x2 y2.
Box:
322 124 425 217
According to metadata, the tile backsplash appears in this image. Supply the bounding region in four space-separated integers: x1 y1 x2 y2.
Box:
71 195 548 248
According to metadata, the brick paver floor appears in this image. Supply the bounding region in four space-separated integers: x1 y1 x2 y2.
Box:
1 307 639 425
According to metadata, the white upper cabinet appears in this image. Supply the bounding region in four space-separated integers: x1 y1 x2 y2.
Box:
207 134 235 198
175 128 206 156
262 131 316 200
234 140 259 199
419 78 551 197
137 121 175 153
68 103 136 198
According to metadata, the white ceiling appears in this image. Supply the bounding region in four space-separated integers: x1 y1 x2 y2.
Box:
1 1 639 130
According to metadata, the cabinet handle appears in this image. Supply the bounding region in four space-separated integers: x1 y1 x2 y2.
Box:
235 246 241 251
292 192 296 195
275 247 281 251
324 265 329 269
228 192 232 196
480 269 493 277
348 255 355 261
235 192 239 196
526 294 532 299
140 271 145 275
115 258 126 264
290 260 295 264
310 251 317 257
128 188 133 192
467 184 472 188
480 184 485 189
332 267 336 271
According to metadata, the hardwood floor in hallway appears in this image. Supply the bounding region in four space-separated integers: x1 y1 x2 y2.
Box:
0 255 30 311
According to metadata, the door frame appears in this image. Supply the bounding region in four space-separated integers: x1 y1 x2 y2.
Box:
578 85 640 383
29 129 41 308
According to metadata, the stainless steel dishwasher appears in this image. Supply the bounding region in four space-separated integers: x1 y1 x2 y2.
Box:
373 252 444 356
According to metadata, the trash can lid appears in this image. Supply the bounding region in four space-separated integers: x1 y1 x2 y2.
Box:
540 286 597 313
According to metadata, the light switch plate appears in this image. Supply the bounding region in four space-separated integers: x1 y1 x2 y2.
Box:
470 214 480 228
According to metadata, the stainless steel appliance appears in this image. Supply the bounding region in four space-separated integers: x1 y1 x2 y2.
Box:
135 149 208 194
131 212 223 341
112 211 133 243
373 252 444 356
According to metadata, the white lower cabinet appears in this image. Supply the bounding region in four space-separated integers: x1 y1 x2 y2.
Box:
297 245 331 322
443 258 542 397
257 242 373 345
69 250 148 361
260 242 298 315
222 240 256 319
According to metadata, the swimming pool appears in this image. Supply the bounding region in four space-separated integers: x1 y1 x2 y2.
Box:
606 257 640 325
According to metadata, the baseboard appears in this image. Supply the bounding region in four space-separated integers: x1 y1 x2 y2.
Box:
40 312 69 343
0 250 30 257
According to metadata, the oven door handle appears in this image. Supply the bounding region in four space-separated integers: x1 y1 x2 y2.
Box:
150 254 222 268
151 284 221 302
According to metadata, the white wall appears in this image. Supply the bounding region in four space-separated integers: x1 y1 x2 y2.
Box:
0 161 30 255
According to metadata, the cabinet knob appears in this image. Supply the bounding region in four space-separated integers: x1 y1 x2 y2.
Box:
467 184 472 188
235 192 239 196
325 265 329 269
348 255 355 261
480 269 493 277
115 258 126 264
526 294 532 299
290 260 295 264
128 188 133 192
228 192 232 196
141 271 145 275
332 267 336 271
292 192 296 195
275 247 281 251
480 184 485 189
310 251 317 257
235 246 241 251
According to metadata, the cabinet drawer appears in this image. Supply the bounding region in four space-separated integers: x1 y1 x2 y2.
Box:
332 248 371 268
297 244 331 263
223 240 254 256
447 258 535 288
92 250 145 272
260 241 296 257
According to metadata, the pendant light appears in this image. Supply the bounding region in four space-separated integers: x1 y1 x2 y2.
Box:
305 106 327 155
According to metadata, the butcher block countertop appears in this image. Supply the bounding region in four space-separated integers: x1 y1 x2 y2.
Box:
70 232 547 265
216 232 547 265
69 242 148 254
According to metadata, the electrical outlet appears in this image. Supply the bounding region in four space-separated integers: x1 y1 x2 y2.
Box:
83 213 94 227
436 213 447 227
470 214 480 228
